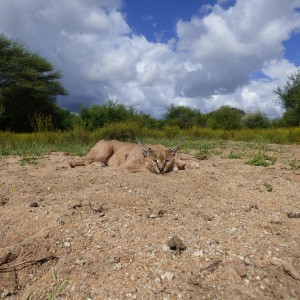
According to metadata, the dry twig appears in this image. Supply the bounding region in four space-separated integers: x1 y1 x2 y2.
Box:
89 201 106 215
200 259 222 273
0 255 59 273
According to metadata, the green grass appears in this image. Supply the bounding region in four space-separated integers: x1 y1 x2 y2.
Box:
0 125 299 158
226 151 246 159
19 155 44 165
48 272 68 300
246 152 277 167
287 159 300 170
264 183 273 192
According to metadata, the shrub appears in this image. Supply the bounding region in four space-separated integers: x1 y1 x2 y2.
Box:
241 112 270 129
99 121 141 141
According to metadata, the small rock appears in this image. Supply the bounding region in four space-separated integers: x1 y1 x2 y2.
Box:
167 236 187 254
114 262 122 271
287 212 300 218
154 277 161 284
1 289 12 298
0 195 9 205
64 241 71 248
235 265 248 278
192 250 204 257
260 284 266 291
75 258 86 266
29 202 39 208
281 260 300 280
57 218 65 225
161 272 174 281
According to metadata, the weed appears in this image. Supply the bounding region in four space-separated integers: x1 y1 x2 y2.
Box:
48 272 68 300
226 151 246 159
264 183 273 192
25 291 34 300
19 155 43 165
31 113 54 132
195 141 216 160
287 159 300 170
246 153 277 167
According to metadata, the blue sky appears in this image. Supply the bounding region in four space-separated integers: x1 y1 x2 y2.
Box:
0 0 300 118
124 0 236 42
124 0 214 42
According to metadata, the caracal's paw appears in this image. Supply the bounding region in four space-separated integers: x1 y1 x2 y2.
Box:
185 161 200 169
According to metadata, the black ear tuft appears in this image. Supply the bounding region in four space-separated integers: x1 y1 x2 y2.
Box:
170 143 181 155
137 138 152 157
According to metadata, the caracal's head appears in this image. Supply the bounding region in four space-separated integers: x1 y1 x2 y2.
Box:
138 141 181 174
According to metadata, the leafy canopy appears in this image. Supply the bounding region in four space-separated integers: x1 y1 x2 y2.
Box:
275 69 300 126
0 34 67 131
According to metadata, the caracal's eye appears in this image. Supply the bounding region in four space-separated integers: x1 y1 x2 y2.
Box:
164 159 170 163
152 159 158 163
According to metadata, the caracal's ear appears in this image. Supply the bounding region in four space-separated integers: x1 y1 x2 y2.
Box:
136 138 152 157
170 142 182 156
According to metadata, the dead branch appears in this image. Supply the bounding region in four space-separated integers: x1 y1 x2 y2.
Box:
0 255 59 273
89 201 106 215
200 259 222 273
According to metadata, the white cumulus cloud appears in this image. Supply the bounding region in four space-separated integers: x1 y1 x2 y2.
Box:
0 0 299 118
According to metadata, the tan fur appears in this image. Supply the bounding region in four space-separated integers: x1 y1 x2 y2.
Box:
69 140 191 174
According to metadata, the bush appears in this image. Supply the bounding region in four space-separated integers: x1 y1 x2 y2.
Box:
241 112 270 129
206 106 244 130
99 121 142 141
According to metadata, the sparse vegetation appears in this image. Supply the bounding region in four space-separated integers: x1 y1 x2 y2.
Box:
246 152 277 167
264 183 273 192
195 141 218 160
287 159 300 169
48 272 68 300
226 151 246 159
0 126 299 157
19 155 43 165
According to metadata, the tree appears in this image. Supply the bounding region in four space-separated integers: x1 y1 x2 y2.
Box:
206 106 245 130
275 69 300 126
241 112 270 129
79 100 137 130
163 104 204 129
0 34 68 131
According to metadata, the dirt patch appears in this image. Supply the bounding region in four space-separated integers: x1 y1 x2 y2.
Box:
1 145 300 299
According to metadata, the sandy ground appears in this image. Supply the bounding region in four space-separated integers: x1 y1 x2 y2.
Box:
1 143 300 300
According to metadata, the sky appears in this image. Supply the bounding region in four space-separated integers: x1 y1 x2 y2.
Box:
0 0 300 119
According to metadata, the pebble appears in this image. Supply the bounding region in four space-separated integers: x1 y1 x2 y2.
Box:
114 262 122 271
64 241 71 248
161 272 174 281
192 250 204 257
75 258 86 266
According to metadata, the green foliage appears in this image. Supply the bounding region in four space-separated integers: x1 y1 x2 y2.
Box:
19 154 43 165
31 113 54 132
0 34 68 132
281 110 300 127
99 121 142 141
241 112 270 129
164 104 204 129
264 183 273 192
227 151 246 159
246 149 277 167
287 159 300 169
206 106 245 130
275 69 300 126
195 141 216 160
79 100 134 129
162 125 183 139
48 272 68 300
1 127 300 157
